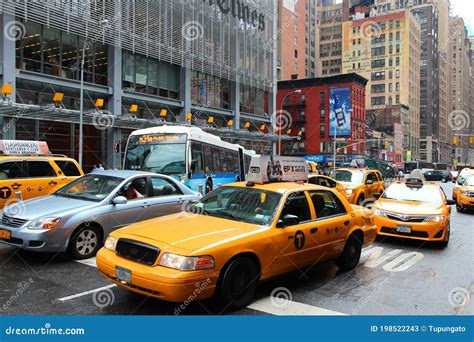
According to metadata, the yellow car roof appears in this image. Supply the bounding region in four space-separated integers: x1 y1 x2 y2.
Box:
0 155 74 161
223 181 328 194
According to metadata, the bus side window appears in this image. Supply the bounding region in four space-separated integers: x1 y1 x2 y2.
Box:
227 150 238 174
203 145 213 174
244 155 251 174
191 143 204 173
220 148 229 173
212 147 222 174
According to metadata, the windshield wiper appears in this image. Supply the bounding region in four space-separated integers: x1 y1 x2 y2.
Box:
215 211 245 222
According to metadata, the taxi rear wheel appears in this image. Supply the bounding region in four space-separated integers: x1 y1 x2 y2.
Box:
67 225 102 260
456 204 464 213
217 257 259 309
336 233 362 271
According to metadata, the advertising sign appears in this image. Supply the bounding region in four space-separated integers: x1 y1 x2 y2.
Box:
0 140 50 155
329 87 352 136
247 155 307 184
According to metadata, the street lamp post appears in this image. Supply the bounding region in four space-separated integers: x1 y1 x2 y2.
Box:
78 19 110 167
279 89 301 156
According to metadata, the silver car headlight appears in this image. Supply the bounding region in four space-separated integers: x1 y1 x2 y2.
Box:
372 208 388 217
159 252 215 271
27 217 61 230
104 236 118 251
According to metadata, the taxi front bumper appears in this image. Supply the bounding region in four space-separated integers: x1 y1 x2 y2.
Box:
374 215 448 241
457 193 474 208
96 248 218 303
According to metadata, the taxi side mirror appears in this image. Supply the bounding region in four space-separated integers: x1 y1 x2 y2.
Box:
277 214 300 228
366 179 373 185
446 200 456 206
112 196 128 205
373 192 382 199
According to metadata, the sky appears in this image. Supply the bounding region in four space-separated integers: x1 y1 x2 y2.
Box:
450 0 474 36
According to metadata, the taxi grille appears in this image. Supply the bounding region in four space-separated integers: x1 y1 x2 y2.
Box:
115 238 160 266
380 227 429 238
468 192 474 198
1 215 28 228
385 213 426 223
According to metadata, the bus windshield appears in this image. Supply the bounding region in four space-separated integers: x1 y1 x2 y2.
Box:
124 134 187 175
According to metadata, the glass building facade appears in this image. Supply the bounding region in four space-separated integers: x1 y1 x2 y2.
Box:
0 0 277 171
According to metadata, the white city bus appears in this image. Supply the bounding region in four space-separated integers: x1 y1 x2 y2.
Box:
124 126 255 194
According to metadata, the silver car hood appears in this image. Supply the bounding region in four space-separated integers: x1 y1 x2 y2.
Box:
4 195 98 220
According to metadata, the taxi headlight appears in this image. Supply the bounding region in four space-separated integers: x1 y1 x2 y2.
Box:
460 190 468 196
104 236 118 251
373 208 387 217
159 253 215 271
27 217 61 230
424 215 446 223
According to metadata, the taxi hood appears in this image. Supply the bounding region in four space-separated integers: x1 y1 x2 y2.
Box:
375 199 445 215
115 214 268 253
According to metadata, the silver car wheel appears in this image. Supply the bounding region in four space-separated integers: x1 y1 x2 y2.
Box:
75 229 98 256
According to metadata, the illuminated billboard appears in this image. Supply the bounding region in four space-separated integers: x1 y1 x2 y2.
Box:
329 87 352 136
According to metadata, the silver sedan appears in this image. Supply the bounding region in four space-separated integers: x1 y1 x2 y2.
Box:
0 170 201 259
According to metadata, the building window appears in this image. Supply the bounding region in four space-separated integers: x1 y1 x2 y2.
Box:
320 109 326 120
320 91 326 104
320 124 326 138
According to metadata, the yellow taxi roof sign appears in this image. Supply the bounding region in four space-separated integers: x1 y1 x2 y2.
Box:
246 155 308 184
0 140 50 155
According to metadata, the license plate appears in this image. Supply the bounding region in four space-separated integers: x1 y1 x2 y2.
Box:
115 266 131 283
396 225 412 233
0 229 11 240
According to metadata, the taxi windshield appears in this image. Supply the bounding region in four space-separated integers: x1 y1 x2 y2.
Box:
332 170 364 184
465 176 474 186
382 183 443 204
55 175 122 202
192 186 282 225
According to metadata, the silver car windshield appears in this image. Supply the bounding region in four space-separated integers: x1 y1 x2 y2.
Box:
55 175 123 202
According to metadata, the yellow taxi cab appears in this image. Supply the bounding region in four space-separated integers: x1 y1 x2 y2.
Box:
452 168 474 201
96 156 377 309
307 174 346 197
372 178 455 247
455 174 474 213
306 161 319 174
0 140 83 209
331 168 385 205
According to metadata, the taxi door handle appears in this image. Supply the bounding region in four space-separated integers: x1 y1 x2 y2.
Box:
310 228 318 234
49 181 58 186
287 235 294 240
142 202 150 208
344 220 350 226
12 183 22 189
178 198 184 204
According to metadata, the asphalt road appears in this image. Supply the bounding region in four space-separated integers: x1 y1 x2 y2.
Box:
0 182 472 316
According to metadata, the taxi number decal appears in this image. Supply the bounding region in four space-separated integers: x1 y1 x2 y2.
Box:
294 230 305 250
0 187 12 199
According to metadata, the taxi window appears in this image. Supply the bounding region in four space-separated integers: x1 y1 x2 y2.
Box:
26 161 57 178
55 160 82 176
309 190 346 219
0 161 26 180
280 192 311 223
150 177 182 196
375 172 382 182
309 177 336 188
366 173 376 183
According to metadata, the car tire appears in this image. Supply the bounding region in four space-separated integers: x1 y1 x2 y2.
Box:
217 257 259 310
456 204 464 213
67 225 102 260
205 179 213 195
438 224 450 248
335 233 362 271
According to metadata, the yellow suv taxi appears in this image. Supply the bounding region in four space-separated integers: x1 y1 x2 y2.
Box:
372 178 455 247
308 174 346 197
332 168 384 205
452 168 474 201
0 155 83 209
97 156 377 309
455 174 474 213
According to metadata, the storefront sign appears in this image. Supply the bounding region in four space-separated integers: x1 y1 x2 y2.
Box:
204 0 266 31
247 155 307 184
329 87 352 137
0 140 50 155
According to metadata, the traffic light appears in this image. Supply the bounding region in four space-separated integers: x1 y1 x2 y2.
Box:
470 137 474 145
453 136 457 146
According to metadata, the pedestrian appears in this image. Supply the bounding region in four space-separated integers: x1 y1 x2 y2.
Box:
91 164 98 173
398 169 404 181
97 163 105 171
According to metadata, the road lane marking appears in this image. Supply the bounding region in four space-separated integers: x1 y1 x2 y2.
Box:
58 284 117 302
75 257 97 268
361 247 403 268
383 251 424 272
247 297 346 316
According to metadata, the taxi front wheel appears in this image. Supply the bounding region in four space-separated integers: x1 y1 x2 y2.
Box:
336 234 362 271
67 225 102 260
217 257 259 310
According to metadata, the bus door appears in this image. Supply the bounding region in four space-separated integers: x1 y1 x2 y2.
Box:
238 148 245 181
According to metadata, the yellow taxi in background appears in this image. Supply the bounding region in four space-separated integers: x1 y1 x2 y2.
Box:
0 154 83 209
372 178 455 247
97 156 377 309
452 168 474 201
308 174 346 197
332 168 384 205
455 174 474 213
